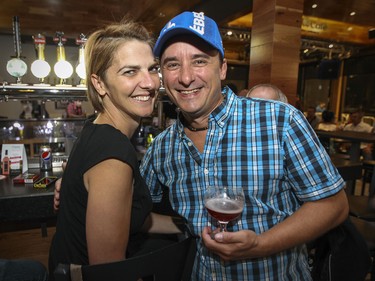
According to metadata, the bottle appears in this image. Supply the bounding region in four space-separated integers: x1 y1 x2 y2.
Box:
146 133 154 148
2 149 10 175
136 124 145 146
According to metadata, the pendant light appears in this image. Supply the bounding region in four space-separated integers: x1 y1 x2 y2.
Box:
31 34 51 85
6 16 27 85
75 33 87 87
53 31 73 86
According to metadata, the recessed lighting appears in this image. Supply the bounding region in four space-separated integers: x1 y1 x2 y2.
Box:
328 44 334 48
312 4 318 9
350 11 356 16
347 26 353 31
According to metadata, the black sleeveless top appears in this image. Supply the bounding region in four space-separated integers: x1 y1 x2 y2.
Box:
49 120 152 274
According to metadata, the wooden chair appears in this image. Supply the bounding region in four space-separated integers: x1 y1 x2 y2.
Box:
330 156 362 194
54 234 196 281
362 160 375 196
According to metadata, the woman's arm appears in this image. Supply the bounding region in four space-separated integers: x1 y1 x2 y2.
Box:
84 159 133 265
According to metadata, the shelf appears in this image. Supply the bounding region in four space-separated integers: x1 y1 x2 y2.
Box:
0 83 88 101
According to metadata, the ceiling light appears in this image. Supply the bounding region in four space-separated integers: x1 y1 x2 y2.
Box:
227 31 233 36
328 44 334 48
312 4 318 9
347 27 353 31
350 11 356 16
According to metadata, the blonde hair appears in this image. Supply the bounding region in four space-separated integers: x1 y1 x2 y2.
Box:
85 19 155 112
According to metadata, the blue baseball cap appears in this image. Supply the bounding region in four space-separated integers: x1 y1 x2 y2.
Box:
153 11 224 59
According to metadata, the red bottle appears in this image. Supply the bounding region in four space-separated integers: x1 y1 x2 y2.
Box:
2 149 10 175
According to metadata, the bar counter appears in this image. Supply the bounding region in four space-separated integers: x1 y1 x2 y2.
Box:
0 168 62 226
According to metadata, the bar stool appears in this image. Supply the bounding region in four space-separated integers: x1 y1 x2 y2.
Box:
362 160 375 196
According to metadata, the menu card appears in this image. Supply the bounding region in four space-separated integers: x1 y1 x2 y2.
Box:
1 144 28 176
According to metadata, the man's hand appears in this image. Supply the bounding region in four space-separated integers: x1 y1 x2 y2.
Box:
53 178 62 212
53 161 66 213
202 227 259 261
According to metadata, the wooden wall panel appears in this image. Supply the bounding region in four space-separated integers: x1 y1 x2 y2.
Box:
249 0 303 106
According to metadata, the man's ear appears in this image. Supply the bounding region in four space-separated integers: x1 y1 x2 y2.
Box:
220 58 228 81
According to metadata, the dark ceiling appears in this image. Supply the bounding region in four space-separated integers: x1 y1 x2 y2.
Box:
0 0 374 38
0 0 374 62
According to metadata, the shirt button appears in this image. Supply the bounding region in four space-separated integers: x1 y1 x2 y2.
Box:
188 142 193 146
204 169 209 175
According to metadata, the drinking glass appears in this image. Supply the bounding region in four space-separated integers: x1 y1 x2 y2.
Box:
204 186 245 232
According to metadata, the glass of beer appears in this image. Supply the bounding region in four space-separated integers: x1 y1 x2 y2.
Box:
204 186 245 232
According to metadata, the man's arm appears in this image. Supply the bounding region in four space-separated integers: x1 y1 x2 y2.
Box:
202 189 348 261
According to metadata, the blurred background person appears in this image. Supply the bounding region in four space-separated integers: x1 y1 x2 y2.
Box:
316 110 338 154
343 108 374 160
306 106 321 130
316 110 337 132
66 100 86 118
246 83 288 103
19 101 49 119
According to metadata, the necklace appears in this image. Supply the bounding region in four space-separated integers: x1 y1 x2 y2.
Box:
180 115 208 132
185 124 209 132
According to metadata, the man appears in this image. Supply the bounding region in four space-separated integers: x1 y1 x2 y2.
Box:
306 106 321 129
66 100 86 118
246 83 288 103
140 11 348 280
343 108 374 160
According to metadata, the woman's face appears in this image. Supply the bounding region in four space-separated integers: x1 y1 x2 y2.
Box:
98 40 160 120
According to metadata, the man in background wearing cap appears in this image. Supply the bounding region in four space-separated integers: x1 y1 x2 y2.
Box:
140 11 348 280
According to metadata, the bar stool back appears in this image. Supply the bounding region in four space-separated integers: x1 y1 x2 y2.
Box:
362 160 375 196
54 234 197 281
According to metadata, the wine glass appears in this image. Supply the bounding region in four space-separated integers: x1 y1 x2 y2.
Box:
204 186 245 232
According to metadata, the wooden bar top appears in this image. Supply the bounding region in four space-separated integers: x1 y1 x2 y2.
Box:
0 168 62 223
316 130 375 142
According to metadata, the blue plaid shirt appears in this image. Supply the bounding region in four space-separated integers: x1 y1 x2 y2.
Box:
140 87 345 281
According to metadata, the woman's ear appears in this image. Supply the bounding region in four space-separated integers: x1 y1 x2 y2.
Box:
91 74 107 97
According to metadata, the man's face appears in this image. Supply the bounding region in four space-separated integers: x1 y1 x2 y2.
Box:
307 108 315 118
160 35 227 120
350 112 362 125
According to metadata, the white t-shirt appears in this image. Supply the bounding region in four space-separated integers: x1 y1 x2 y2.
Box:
317 123 337 131
343 121 374 133
343 121 374 149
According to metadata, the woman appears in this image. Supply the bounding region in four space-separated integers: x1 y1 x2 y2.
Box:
49 19 179 276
